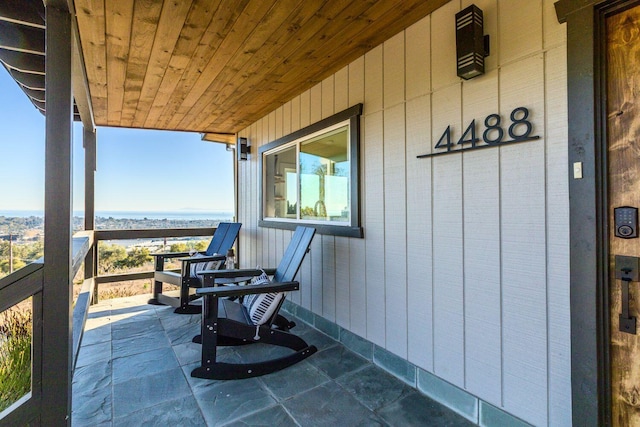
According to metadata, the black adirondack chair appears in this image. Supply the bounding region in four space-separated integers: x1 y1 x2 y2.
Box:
148 222 241 314
191 226 316 380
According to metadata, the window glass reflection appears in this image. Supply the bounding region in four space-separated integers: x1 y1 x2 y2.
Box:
299 125 349 222
264 145 296 219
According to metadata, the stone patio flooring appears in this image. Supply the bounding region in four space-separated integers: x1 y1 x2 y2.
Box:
72 294 475 426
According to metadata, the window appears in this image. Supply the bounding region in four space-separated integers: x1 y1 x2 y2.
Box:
259 104 362 237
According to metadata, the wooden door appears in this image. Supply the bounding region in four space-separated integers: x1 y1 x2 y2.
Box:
608 4 640 425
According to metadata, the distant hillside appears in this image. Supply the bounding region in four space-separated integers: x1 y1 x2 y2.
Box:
0 215 231 239
92 216 228 230
0 216 44 236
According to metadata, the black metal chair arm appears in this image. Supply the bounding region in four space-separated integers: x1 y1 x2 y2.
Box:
196 281 299 298
149 251 192 259
197 267 277 279
178 254 225 263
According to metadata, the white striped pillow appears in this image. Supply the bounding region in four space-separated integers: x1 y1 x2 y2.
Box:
189 253 221 278
242 269 284 325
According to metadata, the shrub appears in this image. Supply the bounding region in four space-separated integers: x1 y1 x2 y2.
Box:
97 243 127 274
116 247 151 269
0 308 32 413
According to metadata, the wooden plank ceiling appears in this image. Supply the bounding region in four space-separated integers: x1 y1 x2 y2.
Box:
74 0 449 135
0 0 82 120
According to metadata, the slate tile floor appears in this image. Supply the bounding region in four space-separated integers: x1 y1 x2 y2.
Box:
72 294 475 426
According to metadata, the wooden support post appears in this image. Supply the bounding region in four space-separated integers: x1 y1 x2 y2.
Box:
84 128 98 302
42 3 73 425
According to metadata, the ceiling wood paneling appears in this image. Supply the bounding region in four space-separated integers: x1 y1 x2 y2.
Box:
74 0 449 134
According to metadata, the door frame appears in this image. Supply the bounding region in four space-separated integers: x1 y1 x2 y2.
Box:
556 0 640 425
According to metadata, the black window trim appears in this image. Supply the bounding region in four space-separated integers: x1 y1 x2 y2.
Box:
258 103 363 238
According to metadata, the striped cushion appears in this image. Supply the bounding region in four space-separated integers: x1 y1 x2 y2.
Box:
189 253 221 278
242 269 284 325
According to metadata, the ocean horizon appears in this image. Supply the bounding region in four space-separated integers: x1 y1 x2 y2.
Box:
0 209 234 221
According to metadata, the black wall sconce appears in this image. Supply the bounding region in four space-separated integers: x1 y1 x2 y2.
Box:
237 137 250 161
455 4 490 80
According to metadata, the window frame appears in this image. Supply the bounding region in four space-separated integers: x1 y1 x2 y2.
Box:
258 103 363 238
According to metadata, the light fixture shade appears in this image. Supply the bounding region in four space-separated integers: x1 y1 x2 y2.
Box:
237 137 250 161
455 4 485 80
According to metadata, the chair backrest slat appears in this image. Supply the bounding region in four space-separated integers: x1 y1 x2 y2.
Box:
206 222 242 255
273 226 315 283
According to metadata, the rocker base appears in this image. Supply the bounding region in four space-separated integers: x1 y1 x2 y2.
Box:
174 304 202 315
191 345 317 380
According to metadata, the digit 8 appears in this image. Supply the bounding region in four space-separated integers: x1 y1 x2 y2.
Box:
508 107 533 141
483 114 503 145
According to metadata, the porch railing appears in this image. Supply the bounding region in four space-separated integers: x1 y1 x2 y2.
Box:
0 261 43 425
0 232 90 425
0 226 215 424
91 226 216 298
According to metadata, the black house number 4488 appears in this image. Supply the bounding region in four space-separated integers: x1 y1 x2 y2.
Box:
417 107 540 158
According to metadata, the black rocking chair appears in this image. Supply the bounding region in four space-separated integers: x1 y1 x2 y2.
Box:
149 222 241 314
191 226 316 380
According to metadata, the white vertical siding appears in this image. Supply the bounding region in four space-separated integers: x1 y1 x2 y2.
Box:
364 109 386 347
406 94 433 371
335 66 349 112
462 70 502 404
544 44 571 427
364 45 383 114
405 17 431 101
322 76 334 119
364 45 386 347
383 103 407 357
500 55 547 426
348 57 367 338
499 0 543 64
235 3 569 425
298 91 312 309
260 118 269 268
431 84 464 387
249 120 258 267
268 110 276 142
335 66 351 329
275 106 283 139
322 235 337 322
432 152 464 387
543 0 566 48
405 16 433 370
384 32 405 108
382 32 407 357
321 78 337 322
335 236 350 329
283 101 291 136
310 228 323 315
310 83 322 123
463 148 502 403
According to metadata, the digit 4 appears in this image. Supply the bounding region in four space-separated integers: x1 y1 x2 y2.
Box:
457 119 479 148
434 125 453 151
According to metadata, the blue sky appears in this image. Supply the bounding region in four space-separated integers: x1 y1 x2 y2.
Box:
0 69 234 214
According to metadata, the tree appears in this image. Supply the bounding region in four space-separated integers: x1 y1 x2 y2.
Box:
118 247 152 268
0 241 43 277
170 242 188 253
98 243 127 274
169 240 207 253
